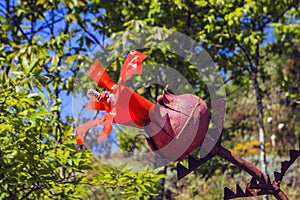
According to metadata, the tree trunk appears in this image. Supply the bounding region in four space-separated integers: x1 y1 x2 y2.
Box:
252 72 269 200
158 166 167 200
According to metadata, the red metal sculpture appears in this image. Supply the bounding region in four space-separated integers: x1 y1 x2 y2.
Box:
76 50 300 200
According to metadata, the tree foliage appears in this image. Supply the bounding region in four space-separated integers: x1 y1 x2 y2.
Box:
0 53 92 199
0 0 162 199
0 0 299 199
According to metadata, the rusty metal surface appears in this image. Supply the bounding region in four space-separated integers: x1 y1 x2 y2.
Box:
222 141 300 200
176 138 221 179
177 138 300 200
176 151 218 179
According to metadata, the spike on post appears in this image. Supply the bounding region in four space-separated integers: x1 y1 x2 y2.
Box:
250 176 257 185
188 155 198 169
236 184 243 194
224 187 235 199
281 161 290 173
244 187 252 196
274 171 281 182
177 163 188 179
